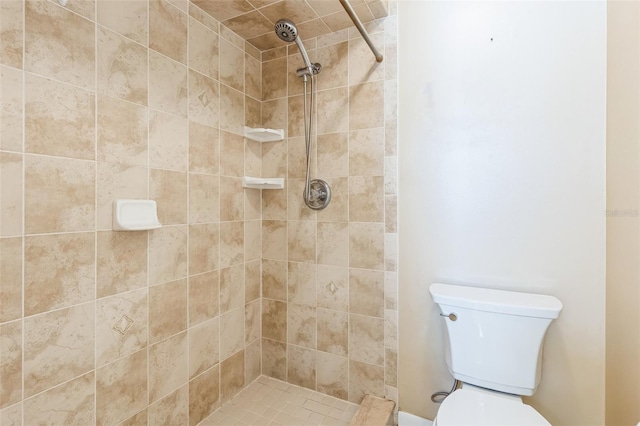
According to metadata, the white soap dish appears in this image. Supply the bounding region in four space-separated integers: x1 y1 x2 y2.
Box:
242 176 285 189
113 199 162 231
243 126 284 142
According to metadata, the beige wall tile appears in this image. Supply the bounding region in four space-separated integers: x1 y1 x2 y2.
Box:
262 299 287 342
25 0 95 90
220 307 244 360
221 349 245 401
317 41 348 91
349 268 384 318
348 34 385 85
262 220 287 260
262 58 287 101
245 95 261 127
262 259 287 301
317 351 348 399
188 365 219 426
97 26 148 106
149 110 188 171
0 65 23 152
0 238 22 322
288 221 316 263
220 263 245 313
0 153 22 237
24 303 95 397
0 1 23 68
317 88 349 134
349 314 384 366
245 219 261 262
149 279 187 343
261 135 288 179
245 299 260 344
189 271 220 325
188 2 220 31
121 409 147 426
149 0 188 64
220 176 244 221
62 0 95 20
288 345 316 389
262 338 286 380
96 349 147 426
96 288 148 367
149 331 188 402
287 136 312 179
189 18 219 80
318 132 348 177
349 82 384 130
97 95 148 166
23 372 94 425
220 38 244 92
385 347 398 387
349 176 384 222
149 227 188 285
149 51 188 116
349 360 384 403
262 98 288 138
317 222 348 266
384 308 398 350
385 195 397 233
189 174 220 223
245 339 261 384
317 265 348 312
220 220 244 267
25 74 95 160
97 231 148 298
245 260 261 303
384 232 397 271
288 261 316 306
349 223 384 270
150 169 187 225
97 162 148 229
287 95 304 137
97 0 148 45
245 53 261 100
262 188 287 221
24 232 95 316
287 179 317 221
220 130 244 176
189 223 220 275
317 177 348 222
287 303 316 349
350 128 384 176
220 84 244 134
0 320 22 408
25 155 95 234
189 70 220 127
385 120 397 156
245 140 262 181
0 404 22 426
317 308 347 356
148 385 189 426
189 122 220 174
189 317 219 379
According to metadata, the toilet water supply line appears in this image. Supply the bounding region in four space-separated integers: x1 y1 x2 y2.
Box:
431 379 460 403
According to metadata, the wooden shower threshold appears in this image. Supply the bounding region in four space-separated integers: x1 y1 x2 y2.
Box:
349 395 396 426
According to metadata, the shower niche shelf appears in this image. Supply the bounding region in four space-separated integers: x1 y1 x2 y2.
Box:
113 199 162 231
243 126 284 142
242 176 284 190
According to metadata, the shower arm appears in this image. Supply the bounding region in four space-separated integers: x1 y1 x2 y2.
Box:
339 0 383 63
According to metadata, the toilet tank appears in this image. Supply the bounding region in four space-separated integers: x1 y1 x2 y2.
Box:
429 283 562 396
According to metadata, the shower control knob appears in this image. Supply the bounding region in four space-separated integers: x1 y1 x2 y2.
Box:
440 313 458 321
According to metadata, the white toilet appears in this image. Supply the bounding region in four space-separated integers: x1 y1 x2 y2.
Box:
429 283 563 426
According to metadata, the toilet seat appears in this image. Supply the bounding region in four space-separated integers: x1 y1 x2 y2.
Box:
435 387 551 426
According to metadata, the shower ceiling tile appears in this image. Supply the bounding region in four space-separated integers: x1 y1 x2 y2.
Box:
247 31 282 50
191 0 254 22
248 0 280 8
297 18 332 39
321 10 353 32
222 10 274 39
259 0 319 26
306 0 343 17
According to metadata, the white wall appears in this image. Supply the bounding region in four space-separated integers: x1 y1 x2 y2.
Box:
397 2 607 425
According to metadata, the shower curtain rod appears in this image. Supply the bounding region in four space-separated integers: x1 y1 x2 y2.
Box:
339 0 384 63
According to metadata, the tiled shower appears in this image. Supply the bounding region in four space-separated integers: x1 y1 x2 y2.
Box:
0 0 398 424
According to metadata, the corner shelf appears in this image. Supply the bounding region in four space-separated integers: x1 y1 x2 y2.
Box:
243 126 284 143
113 199 162 231
242 177 284 190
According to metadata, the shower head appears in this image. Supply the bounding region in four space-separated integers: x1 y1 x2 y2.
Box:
275 19 298 43
275 19 313 71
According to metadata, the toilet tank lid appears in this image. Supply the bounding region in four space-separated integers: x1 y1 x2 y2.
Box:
430 283 562 319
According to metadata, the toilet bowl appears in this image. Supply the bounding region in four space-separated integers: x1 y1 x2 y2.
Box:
433 384 550 426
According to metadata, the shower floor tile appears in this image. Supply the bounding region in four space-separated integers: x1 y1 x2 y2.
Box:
199 376 359 426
